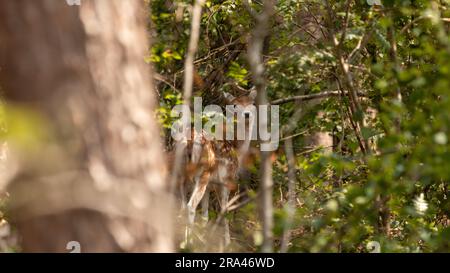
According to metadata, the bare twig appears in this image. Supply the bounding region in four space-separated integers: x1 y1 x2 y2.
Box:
209 191 255 236
387 20 402 103
326 0 369 155
400 16 450 34
170 0 206 195
280 130 309 142
271 90 366 105
280 138 297 253
348 22 374 64
153 72 179 94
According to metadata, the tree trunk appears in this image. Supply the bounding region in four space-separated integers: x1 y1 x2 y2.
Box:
0 0 173 252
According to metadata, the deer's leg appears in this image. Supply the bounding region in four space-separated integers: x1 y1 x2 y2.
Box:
217 162 232 250
220 185 231 250
201 188 210 225
185 173 208 247
187 171 211 225
180 180 187 210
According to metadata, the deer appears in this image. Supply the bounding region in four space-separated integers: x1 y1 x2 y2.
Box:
171 89 257 250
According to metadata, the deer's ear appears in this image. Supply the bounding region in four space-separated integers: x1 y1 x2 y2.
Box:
248 88 257 102
223 92 236 103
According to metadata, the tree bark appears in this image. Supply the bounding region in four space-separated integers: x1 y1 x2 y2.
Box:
247 0 276 253
0 0 173 252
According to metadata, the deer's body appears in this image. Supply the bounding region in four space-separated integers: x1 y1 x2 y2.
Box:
171 90 256 249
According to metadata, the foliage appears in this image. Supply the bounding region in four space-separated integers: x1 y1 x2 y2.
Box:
150 0 450 253
1 0 448 253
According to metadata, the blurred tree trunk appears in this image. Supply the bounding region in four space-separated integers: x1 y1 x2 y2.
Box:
0 0 173 252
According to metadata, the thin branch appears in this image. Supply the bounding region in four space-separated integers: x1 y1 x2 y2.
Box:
153 72 179 94
387 18 402 104
325 0 369 155
247 0 276 253
182 0 206 104
169 0 206 195
193 39 241 65
400 15 450 34
271 90 366 105
280 130 309 142
210 191 256 235
338 0 352 47
348 22 374 64
280 137 297 253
